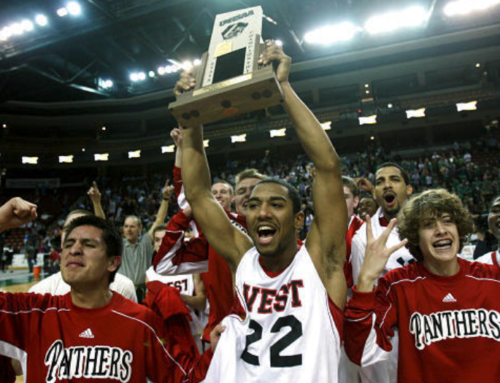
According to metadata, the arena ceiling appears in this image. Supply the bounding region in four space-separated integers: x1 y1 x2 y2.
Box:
0 0 500 169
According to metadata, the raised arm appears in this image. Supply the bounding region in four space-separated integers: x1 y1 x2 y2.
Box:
0 197 37 233
148 180 174 241
344 218 407 366
88 181 105 219
260 42 347 307
181 274 206 312
179 122 252 270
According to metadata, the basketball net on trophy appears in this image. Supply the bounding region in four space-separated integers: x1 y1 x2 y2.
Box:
169 6 283 126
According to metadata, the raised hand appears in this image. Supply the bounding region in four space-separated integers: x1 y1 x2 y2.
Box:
174 69 196 97
87 181 102 204
162 180 174 200
170 128 184 148
258 40 291 84
0 197 37 232
357 216 408 292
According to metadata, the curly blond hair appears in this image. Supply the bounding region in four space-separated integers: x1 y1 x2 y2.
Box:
397 189 474 261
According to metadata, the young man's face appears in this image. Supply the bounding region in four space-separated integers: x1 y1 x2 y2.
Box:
235 177 262 217
123 217 141 243
418 213 459 266
358 197 378 221
246 183 303 257
488 196 500 240
153 230 166 252
374 166 412 219
211 182 234 211
61 225 119 289
343 186 359 218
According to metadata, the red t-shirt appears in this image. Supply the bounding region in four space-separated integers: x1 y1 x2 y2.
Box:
345 258 500 383
0 292 211 382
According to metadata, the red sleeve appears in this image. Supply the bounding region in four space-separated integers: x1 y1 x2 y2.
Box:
153 211 210 275
0 292 56 351
143 286 212 383
344 279 396 366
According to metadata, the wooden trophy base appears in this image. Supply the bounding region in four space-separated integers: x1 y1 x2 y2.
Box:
169 65 283 127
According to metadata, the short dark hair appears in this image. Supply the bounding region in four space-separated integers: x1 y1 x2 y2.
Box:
342 176 359 198
397 189 473 261
63 209 93 230
64 215 123 283
256 178 302 214
489 195 500 211
377 162 410 185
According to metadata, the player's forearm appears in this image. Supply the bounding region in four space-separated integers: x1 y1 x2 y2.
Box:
180 294 206 311
91 200 106 219
181 125 212 204
281 82 340 173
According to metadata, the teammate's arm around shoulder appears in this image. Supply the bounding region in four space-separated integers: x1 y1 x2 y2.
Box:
175 73 253 270
260 42 348 308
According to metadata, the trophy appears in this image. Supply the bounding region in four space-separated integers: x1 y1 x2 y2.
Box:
168 6 284 126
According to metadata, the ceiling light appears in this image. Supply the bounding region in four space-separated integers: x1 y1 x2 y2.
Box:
161 145 175 153
21 20 34 32
101 126 106 131
406 108 426 118
67 2 82 16
231 134 247 143
193 59 202 66
130 73 139 82
94 153 109 162
365 6 428 34
35 15 48 26
57 8 69 17
10 23 24 35
444 0 500 16
321 121 332 130
275 40 283 46
182 61 193 70
157 67 166 75
148 71 155 78
387 103 393 108
305 22 359 44
456 101 477 111
59 155 74 164
203 140 209 148
358 115 377 125
270 128 287 137
137 72 146 81
2 123 7 129
22 156 38 165
128 150 141 159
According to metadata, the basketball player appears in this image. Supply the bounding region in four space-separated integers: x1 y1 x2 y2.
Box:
175 41 347 382
349 163 415 383
0 197 214 382
345 188 500 383
154 127 247 350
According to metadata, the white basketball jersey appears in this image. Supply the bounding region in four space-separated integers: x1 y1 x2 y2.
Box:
146 266 194 295
203 245 342 383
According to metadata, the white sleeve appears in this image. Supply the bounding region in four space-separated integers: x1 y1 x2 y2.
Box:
111 273 138 302
350 230 366 286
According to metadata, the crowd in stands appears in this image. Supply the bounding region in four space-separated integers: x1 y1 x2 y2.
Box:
2 126 500 270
